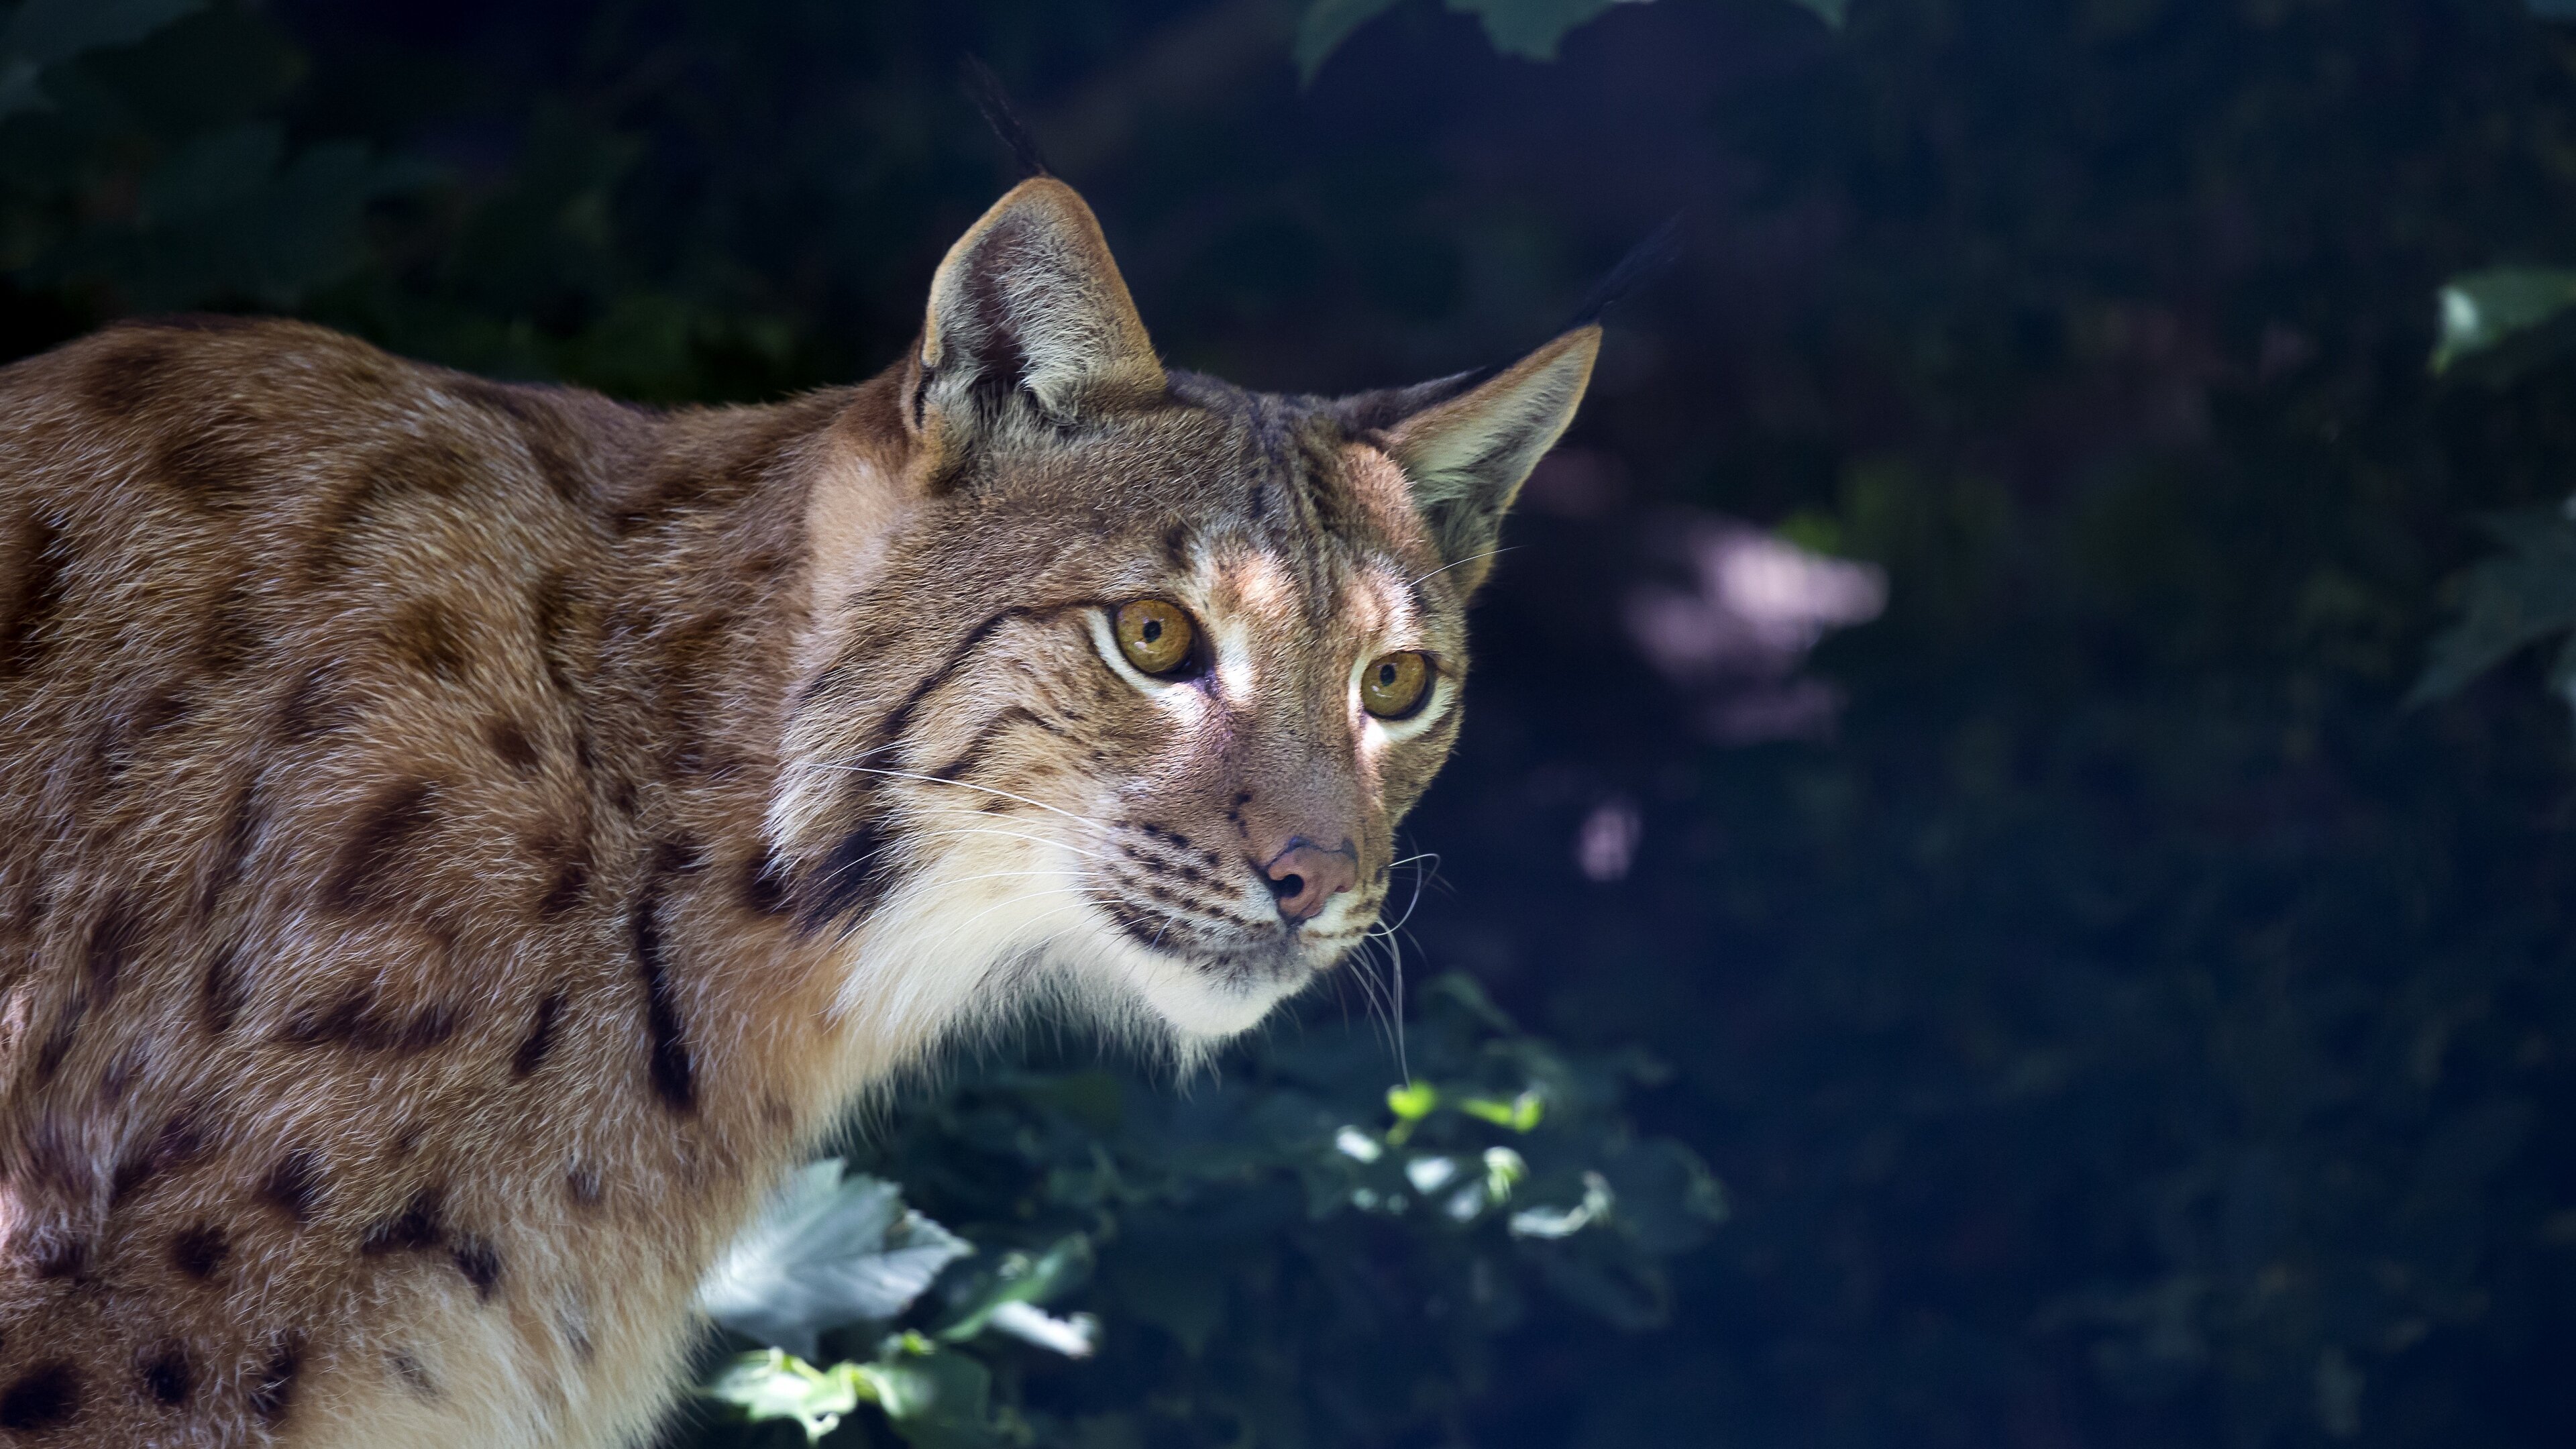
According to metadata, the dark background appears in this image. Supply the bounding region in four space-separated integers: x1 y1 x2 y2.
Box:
7 0 2575 1444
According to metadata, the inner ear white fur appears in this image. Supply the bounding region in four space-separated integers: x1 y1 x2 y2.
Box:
1383 325 1601 591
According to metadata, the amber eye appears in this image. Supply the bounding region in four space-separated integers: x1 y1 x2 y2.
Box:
1114 600 1197 676
1360 651 1432 719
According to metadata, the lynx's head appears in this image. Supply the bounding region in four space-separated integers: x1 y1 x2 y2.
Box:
777 178 1595 1063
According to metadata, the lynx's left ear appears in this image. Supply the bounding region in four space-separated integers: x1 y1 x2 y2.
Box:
1344 326 1600 596
909 178 1165 470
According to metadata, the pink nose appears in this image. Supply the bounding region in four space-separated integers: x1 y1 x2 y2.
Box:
1263 839 1358 924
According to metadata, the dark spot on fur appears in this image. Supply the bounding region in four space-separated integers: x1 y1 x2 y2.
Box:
262 1148 326 1223
1161 521 1192 570
0 1360 78 1431
84 894 142 1004
199 786 260 919
512 991 564 1078
739 851 790 916
323 780 438 914
133 686 191 737
32 1004 79 1086
388 598 471 682
169 1223 229 1279
566 1164 602 1208
140 1344 191 1407
276 991 459 1055
278 663 356 741
537 855 589 918
112 1113 207 1207
800 818 897 931
33 1235 91 1281
80 334 177 417
1 515 70 681
653 836 704 876
97 1042 147 1105
201 576 260 674
152 411 265 506
387 1350 438 1398
300 437 480 584
631 879 696 1114
201 945 245 1035
449 1236 503 1301
610 778 638 816
487 717 541 774
362 1187 445 1254
249 1336 301 1424
456 378 586 505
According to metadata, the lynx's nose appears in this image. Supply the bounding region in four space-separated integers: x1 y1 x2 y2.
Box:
1263 838 1359 925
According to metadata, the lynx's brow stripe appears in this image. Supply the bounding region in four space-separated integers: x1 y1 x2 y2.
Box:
927 706 1067 784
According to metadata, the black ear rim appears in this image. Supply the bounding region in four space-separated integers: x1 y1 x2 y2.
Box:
1330 216 1672 439
961 56 1053 180
1560 212 1685 333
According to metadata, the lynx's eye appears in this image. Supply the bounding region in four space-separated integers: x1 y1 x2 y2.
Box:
1114 600 1197 676
1360 651 1432 719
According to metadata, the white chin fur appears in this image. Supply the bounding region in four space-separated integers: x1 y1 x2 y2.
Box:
826 828 1316 1077
1096 941 1310 1041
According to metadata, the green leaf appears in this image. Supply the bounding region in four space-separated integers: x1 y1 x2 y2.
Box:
0 0 205 119
936 1234 1093 1344
1293 0 1405 83
702 1349 873 1444
1450 0 1652 60
1458 1089 1546 1132
2430 267 2576 375
1385 1081 1440 1120
1 0 205 68
698 1160 973 1358
857 1339 1006 1449
1295 0 1662 80
2411 506 2576 704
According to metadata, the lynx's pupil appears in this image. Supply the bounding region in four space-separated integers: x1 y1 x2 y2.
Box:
1114 600 1197 677
1360 650 1431 720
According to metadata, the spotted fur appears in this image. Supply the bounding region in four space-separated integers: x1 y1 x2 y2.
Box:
0 178 1596 1446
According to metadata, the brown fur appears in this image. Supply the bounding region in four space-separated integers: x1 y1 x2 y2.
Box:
0 179 1595 1446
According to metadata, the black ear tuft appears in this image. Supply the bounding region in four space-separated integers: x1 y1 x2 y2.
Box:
1560 213 1685 332
962 57 1052 180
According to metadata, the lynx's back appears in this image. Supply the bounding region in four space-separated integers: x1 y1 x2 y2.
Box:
0 177 1599 1446
0 317 860 1446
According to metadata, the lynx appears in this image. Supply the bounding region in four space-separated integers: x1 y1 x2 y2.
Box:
0 176 1598 1446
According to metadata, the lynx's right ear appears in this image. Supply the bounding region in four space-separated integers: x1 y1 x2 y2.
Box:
907 178 1165 472
1337 325 1600 596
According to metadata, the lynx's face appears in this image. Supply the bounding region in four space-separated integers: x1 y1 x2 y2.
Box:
776 179 1597 1058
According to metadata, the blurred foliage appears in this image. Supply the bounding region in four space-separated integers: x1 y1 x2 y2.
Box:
678 977 1721 1448
9 0 2576 1446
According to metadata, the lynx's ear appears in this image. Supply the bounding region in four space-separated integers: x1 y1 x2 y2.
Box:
908 178 1165 466
1343 325 1600 595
